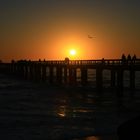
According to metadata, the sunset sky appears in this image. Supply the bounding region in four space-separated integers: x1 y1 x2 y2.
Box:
1 0 140 62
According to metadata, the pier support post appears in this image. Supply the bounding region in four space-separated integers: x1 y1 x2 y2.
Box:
24 63 28 79
96 67 103 91
29 63 34 80
42 64 47 81
81 68 87 85
64 67 68 84
49 66 53 84
130 68 135 90
69 68 77 85
111 69 116 88
17 63 22 76
21 64 25 77
11 60 15 74
117 69 124 97
56 66 62 84
35 63 41 81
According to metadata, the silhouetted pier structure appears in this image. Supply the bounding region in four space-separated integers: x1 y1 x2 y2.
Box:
1 59 140 92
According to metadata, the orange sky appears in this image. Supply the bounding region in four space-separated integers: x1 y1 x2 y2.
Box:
1 0 140 62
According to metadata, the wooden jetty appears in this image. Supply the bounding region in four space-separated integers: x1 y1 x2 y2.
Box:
1 58 140 91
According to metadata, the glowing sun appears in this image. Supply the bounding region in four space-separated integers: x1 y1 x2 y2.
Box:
69 49 76 56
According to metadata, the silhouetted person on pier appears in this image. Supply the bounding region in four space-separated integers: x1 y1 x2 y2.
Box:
127 54 132 64
102 58 105 64
11 59 15 63
121 54 126 64
127 54 131 61
132 54 137 63
65 57 69 64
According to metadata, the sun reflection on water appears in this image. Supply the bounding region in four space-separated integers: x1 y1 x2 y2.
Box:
57 106 66 117
72 136 100 140
85 136 100 140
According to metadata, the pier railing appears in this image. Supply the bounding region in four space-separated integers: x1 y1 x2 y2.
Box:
1 59 140 94
32 59 140 65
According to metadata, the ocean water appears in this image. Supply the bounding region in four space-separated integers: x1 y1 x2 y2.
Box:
0 72 140 140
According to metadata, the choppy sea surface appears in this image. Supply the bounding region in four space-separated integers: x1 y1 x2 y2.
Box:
0 72 140 140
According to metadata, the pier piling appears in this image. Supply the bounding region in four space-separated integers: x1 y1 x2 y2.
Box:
2 58 140 91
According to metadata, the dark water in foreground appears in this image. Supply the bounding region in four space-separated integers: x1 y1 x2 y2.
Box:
0 74 140 140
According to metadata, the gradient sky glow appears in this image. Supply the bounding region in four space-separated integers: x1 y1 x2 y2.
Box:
1 0 140 62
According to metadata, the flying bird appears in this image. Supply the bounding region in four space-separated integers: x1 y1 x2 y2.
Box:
88 35 95 39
